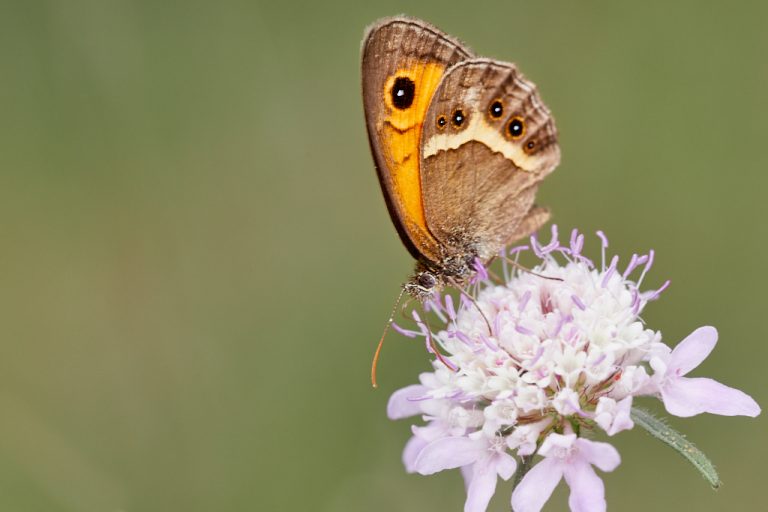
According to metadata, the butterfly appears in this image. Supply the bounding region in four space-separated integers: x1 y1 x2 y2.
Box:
362 16 560 300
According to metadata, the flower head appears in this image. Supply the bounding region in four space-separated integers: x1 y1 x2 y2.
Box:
387 227 760 512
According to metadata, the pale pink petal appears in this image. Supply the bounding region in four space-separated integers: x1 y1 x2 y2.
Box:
420 397 448 418
594 396 634 436
412 421 448 442
615 365 656 397
563 459 606 512
574 439 620 472
662 377 761 418
402 435 428 473
387 384 428 419
607 397 634 436
593 401 615 433
460 464 473 491
669 326 717 376
607 413 633 436
648 357 668 380
414 436 484 475
511 458 563 512
418 371 440 387
494 452 518 481
507 418 552 456
538 433 576 456
464 458 498 512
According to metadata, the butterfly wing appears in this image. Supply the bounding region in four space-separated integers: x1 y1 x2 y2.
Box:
419 58 560 260
361 17 472 264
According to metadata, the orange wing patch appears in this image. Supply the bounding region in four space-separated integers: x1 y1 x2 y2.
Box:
379 62 445 255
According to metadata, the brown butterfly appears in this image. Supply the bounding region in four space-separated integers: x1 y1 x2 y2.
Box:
361 16 560 302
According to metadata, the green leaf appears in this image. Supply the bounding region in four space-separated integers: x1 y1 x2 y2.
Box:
630 407 721 489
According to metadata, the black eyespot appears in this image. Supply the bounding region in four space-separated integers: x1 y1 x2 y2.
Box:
508 117 525 139
436 115 447 128
452 109 465 127
489 100 503 118
391 77 415 110
526 141 536 150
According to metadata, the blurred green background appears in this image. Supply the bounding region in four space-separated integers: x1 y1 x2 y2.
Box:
0 1 765 510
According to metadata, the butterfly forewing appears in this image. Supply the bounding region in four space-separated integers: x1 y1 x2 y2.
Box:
419 59 561 259
361 17 472 264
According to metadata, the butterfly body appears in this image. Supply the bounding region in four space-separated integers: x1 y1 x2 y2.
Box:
362 17 560 300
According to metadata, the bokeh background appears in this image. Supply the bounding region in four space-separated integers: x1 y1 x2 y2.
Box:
0 1 765 510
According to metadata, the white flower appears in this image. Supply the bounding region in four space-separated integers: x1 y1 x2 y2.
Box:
506 418 552 456
483 398 518 434
552 388 582 416
594 396 634 436
514 385 547 413
610 365 650 399
387 227 760 512
554 345 586 387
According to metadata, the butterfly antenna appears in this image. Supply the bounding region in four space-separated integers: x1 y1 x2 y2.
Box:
371 287 407 389
446 276 493 336
502 256 563 282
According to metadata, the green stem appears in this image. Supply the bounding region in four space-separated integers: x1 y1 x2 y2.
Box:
631 407 721 489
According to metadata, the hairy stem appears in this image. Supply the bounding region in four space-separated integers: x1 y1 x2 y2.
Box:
631 407 721 489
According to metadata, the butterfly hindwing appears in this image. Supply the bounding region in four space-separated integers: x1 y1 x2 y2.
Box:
419 59 561 259
361 17 472 264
